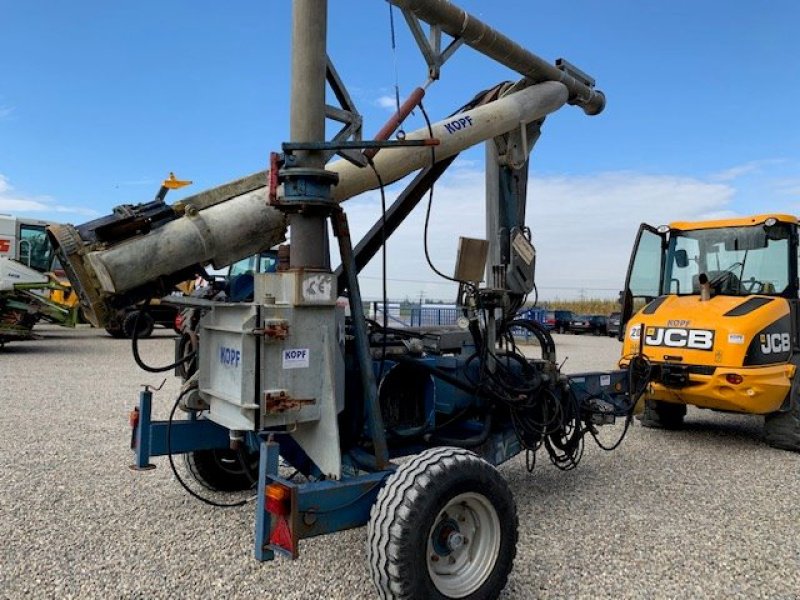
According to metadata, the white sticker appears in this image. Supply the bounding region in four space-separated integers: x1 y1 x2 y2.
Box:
629 325 642 340
511 232 535 266
302 273 334 302
600 375 611 387
282 348 310 369
728 333 745 345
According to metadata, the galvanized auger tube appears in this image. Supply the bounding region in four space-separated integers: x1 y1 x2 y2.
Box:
50 81 570 327
388 0 606 116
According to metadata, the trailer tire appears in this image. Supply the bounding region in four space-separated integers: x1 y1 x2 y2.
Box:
638 399 686 429
105 315 125 338
183 448 259 492
176 333 197 380
123 310 155 339
367 447 517 600
764 403 800 452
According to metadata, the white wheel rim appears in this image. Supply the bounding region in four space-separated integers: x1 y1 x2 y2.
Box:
426 491 501 598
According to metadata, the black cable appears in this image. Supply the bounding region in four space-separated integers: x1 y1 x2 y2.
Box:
367 159 390 380
418 102 476 291
166 391 251 508
131 299 197 373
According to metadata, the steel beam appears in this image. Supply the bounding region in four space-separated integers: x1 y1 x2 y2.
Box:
389 0 605 115
334 155 456 294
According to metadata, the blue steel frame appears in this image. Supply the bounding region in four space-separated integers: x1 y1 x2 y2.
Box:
130 364 630 562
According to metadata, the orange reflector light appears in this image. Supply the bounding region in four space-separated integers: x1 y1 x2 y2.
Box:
725 373 743 385
265 483 291 516
266 483 290 502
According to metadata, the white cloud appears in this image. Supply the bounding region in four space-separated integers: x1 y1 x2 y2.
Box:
335 168 738 301
374 95 397 111
0 174 99 219
710 159 783 182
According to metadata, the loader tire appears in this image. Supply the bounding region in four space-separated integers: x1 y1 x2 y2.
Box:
638 399 686 429
183 448 259 492
764 404 800 452
123 310 154 339
367 447 517 600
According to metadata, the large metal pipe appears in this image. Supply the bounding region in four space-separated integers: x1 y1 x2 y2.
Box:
51 82 568 327
288 0 330 270
388 0 605 116
331 81 568 199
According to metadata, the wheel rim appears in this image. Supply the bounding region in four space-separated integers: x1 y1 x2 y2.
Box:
212 449 257 477
426 492 501 598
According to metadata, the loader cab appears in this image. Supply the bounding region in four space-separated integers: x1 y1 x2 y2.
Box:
0 215 56 273
620 215 799 337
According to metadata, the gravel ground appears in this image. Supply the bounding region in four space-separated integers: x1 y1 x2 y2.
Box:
1 326 798 599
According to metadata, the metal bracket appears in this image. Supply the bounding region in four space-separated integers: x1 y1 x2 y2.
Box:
401 10 464 81
325 56 364 165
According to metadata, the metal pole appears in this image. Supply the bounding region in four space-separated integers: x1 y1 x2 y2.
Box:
289 0 330 269
388 0 605 115
485 139 501 283
332 209 389 469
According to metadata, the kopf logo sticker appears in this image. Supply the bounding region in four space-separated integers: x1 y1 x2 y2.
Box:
644 327 715 351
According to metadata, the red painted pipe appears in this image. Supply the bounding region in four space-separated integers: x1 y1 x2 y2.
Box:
363 86 426 159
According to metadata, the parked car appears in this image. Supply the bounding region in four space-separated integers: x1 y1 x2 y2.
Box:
607 311 621 338
569 314 607 335
543 310 574 333
590 315 608 335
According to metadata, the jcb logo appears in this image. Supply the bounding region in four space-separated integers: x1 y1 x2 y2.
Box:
760 332 790 354
644 327 714 351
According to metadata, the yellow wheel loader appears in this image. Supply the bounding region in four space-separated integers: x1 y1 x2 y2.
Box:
619 214 800 450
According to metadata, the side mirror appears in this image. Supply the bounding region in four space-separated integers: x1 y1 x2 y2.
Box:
675 249 689 269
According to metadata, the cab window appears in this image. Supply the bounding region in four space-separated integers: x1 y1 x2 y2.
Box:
19 224 53 272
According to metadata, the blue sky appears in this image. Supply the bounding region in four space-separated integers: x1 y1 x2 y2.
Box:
1 1 798 299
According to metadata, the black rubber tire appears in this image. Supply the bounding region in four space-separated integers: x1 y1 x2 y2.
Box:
176 333 197 381
183 448 259 492
764 403 800 451
638 399 686 429
367 447 517 600
122 310 155 339
105 323 125 338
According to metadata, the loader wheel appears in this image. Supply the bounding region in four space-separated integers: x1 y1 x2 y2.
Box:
638 399 686 429
764 403 800 452
367 447 517 600
183 448 259 492
123 310 154 339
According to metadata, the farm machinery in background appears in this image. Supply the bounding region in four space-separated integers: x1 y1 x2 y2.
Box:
0 214 81 346
49 1 643 597
620 214 800 451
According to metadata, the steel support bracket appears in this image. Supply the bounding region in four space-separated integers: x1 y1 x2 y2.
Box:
400 9 464 81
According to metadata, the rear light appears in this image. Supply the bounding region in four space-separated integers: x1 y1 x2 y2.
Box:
265 482 291 515
265 482 296 556
725 373 744 385
174 313 184 330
